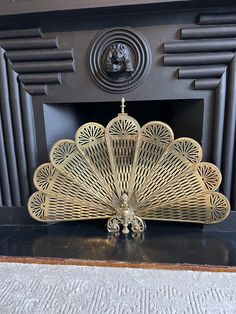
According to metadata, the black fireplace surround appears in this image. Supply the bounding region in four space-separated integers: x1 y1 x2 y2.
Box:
0 0 235 230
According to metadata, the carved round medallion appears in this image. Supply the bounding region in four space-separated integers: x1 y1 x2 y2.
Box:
88 27 151 93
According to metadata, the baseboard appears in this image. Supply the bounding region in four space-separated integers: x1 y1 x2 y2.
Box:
1 256 236 272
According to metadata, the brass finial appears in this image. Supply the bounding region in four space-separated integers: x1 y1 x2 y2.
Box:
121 97 126 114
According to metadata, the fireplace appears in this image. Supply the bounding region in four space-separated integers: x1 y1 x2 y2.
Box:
43 99 204 153
0 0 235 229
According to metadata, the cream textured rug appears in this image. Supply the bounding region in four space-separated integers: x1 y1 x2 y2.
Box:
0 262 236 314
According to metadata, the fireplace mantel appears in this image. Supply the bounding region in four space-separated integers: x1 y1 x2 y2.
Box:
0 0 235 228
0 0 236 18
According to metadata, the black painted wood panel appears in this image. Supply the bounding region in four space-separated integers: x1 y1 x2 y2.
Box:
0 27 74 210
163 13 236 207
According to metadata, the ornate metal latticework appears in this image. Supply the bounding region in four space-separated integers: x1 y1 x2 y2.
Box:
28 98 230 233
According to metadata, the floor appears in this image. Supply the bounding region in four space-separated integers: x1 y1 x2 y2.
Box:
1 220 236 267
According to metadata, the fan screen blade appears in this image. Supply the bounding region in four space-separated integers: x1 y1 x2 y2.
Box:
28 192 113 222
105 115 140 196
137 138 202 203
76 123 116 195
49 140 112 204
129 121 174 196
137 163 221 211
34 163 114 210
137 192 230 224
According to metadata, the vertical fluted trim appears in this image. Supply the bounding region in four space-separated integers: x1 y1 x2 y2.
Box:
212 72 227 170
19 85 37 192
0 185 2 206
0 112 12 206
222 55 236 200
232 146 236 210
0 48 21 205
7 61 30 206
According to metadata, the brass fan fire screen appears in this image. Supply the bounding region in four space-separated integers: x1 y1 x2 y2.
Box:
28 98 230 234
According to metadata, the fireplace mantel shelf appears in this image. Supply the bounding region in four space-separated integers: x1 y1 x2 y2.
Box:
0 0 235 17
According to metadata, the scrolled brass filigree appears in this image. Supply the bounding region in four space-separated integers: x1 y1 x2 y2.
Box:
28 98 230 233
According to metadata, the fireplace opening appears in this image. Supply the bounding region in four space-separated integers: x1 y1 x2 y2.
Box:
43 99 204 152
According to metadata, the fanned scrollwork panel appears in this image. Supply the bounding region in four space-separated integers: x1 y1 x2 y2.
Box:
49 140 112 204
28 191 113 222
137 138 202 203
137 162 222 210
137 192 230 224
33 163 114 210
28 99 230 233
105 112 140 196
75 123 116 195
129 121 174 196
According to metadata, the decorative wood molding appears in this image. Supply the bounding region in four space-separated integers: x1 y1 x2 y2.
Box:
0 27 74 95
88 27 151 93
0 27 74 207
0 49 36 207
163 14 236 91
163 13 236 209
